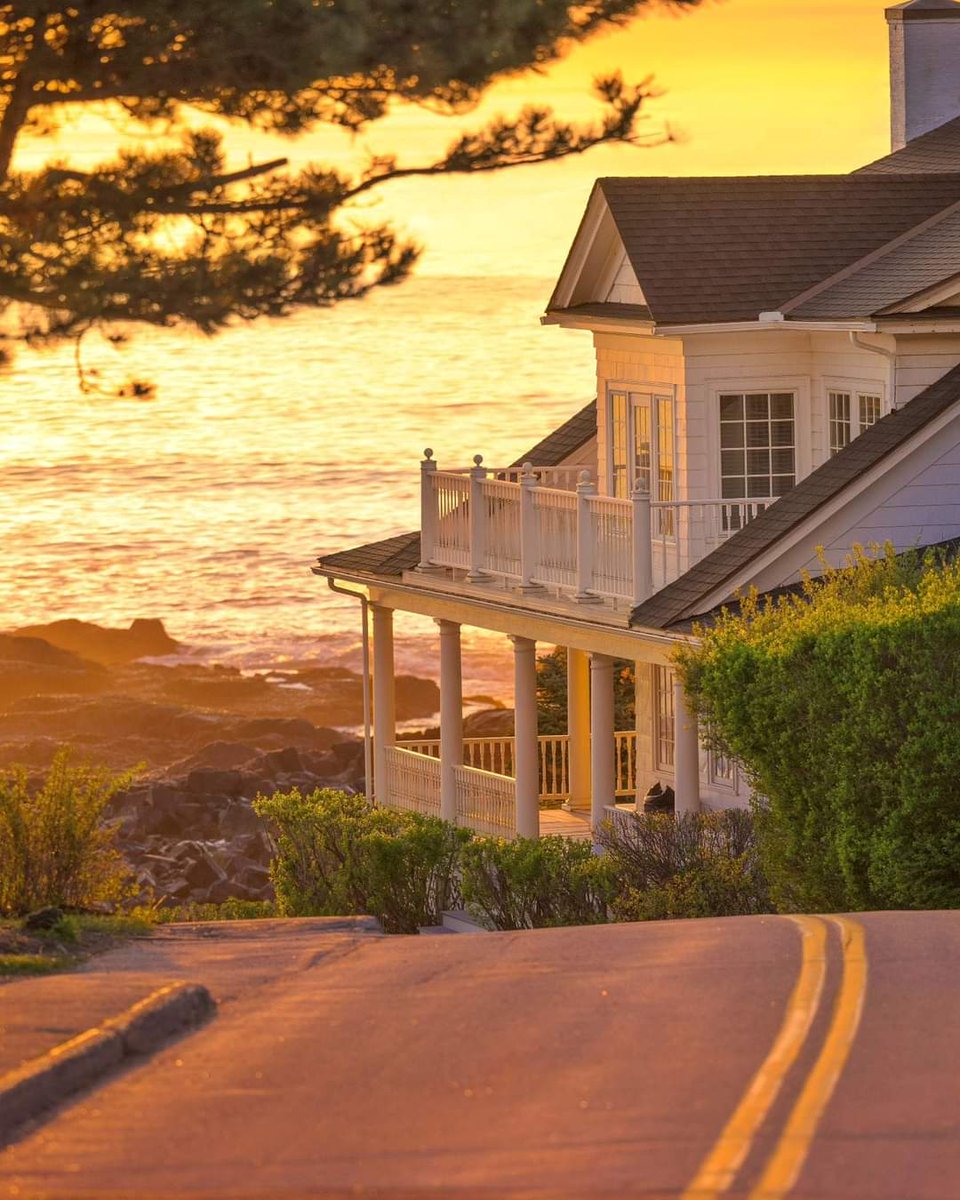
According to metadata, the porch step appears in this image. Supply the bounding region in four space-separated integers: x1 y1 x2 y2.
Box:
441 909 489 934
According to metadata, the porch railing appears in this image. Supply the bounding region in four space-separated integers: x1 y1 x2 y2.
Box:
400 731 638 803
454 764 516 837
419 451 772 602
382 746 442 817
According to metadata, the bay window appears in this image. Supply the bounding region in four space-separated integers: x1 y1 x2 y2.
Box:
829 389 883 455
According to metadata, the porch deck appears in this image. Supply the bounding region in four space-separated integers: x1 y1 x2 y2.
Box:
539 808 592 840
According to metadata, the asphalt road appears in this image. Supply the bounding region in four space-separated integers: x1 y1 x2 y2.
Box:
1 911 959 1199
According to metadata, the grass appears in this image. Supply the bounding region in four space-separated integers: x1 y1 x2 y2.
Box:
0 954 65 976
0 912 155 978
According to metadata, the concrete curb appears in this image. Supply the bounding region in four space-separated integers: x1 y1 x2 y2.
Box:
0 981 215 1143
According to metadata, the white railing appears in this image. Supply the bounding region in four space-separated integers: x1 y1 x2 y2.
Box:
420 451 773 602
454 764 516 837
400 731 637 802
382 746 441 817
649 499 773 591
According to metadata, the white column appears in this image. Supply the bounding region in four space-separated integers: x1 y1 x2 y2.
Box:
511 635 540 839
437 619 463 825
372 605 396 805
565 647 591 812
674 679 701 816
590 653 616 830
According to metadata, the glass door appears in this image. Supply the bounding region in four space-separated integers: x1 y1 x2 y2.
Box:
608 387 676 534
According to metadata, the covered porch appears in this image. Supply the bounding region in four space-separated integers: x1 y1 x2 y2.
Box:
369 605 702 840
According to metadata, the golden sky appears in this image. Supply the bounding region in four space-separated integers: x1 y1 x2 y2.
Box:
18 0 895 279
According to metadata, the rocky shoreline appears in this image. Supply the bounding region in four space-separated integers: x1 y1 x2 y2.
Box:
0 618 445 907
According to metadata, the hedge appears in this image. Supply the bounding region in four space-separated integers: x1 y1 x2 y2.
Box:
676 546 960 912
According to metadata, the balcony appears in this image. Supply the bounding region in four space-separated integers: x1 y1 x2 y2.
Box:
418 453 772 608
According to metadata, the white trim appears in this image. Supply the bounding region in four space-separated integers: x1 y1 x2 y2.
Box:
551 189 609 310
659 319 878 336
541 313 655 335
605 381 678 502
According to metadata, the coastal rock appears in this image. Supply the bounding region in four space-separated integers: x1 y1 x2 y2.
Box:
13 618 180 665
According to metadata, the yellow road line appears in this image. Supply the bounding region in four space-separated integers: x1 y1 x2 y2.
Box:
748 916 868 1200
680 916 829 1200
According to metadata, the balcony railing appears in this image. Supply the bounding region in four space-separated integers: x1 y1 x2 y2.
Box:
419 452 772 603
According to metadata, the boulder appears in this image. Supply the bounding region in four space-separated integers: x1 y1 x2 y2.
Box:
12 618 180 665
185 768 243 796
464 708 514 738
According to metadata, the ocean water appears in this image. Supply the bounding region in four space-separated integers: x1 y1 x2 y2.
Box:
0 275 594 697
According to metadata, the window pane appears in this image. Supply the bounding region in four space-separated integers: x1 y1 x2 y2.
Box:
721 449 746 476
746 422 771 447
633 399 652 494
772 475 794 496
747 447 771 475
747 476 772 498
859 393 882 429
719 394 744 420
746 394 770 420
720 421 745 449
610 391 628 499
770 393 794 420
721 475 746 499
771 447 795 474
771 420 793 447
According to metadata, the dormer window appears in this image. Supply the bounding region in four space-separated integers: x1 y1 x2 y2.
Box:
829 389 883 455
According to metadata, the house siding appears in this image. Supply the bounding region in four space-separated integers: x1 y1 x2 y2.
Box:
891 334 960 406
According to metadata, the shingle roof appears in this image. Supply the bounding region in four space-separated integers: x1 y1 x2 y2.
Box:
782 202 960 319
315 531 421 579
630 360 960 630
596 175 960 325
857 115 960 175
511 399 596 467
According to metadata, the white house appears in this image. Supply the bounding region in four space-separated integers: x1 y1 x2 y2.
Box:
316 0 960 839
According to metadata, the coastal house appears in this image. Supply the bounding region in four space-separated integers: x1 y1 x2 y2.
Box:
316 0 960 838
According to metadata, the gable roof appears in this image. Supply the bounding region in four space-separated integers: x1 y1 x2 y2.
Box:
857 114 960 175
566 175 960 326
630 359 960 630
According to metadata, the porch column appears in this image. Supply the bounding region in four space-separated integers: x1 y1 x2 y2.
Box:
437 619 463 824
674 679 701 815
565 647 591 812
590 653 616 830
371 605 396 804
511 635 540 839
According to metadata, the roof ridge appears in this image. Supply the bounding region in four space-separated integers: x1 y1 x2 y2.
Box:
780 196 960 315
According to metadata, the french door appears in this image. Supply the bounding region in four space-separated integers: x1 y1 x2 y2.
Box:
608 387 676 533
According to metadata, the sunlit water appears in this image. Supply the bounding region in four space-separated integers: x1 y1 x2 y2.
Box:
0 276 593 698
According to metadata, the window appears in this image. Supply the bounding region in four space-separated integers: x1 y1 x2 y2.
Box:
654 665 675 771
719 392 796 501
708 747 739 790
828 389 883 456
608 389 677 530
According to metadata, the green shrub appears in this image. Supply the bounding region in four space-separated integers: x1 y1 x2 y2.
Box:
254 788 471 934
598 809 771 921
677 546 960 912
460 834 613 930
0 750 136 917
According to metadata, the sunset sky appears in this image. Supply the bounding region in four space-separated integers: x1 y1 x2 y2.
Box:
17 0 895 280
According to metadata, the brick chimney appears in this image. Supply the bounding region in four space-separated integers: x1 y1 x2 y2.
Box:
888 0 960 149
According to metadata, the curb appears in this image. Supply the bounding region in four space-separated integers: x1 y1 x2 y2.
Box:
0 981 215 1143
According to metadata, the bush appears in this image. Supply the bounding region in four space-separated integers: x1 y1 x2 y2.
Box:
598 809 771 921
254 788 470 934
0 750 135 917
677 546 960 912
460 834 613 929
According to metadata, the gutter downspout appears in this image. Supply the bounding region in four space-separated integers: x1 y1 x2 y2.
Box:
850 332 898 411
326 579 373 804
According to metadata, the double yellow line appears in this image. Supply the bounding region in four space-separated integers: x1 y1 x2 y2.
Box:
682 915 868 1200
